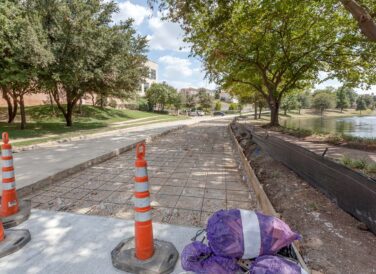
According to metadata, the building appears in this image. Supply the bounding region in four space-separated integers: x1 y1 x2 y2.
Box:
140 60 158 96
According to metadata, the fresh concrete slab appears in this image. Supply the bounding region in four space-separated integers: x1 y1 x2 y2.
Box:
0 209 198 274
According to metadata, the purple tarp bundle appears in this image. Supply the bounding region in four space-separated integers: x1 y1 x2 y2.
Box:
206 209 300 259
181 241 241 274
250 255 308 274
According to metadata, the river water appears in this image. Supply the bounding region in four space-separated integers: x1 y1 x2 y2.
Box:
282 115 376 138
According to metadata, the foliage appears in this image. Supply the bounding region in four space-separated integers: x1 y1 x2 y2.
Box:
184 94 196 109
197 88 213 110
281 93 298 115
228 103 238 111
312 90 336 115
1 0 148 127
145 82 180 111
214 101 221 111
356 96 368 112
153 0 375 126
336 86 351 111
297 91 311 114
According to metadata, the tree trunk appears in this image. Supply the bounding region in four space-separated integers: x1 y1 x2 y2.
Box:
19 94 26 130
49 93 56 115
284 108 287 115
66 103 74 127
269 98 280 127
10 95 18 123
2 88 17 123
340 0 376 42
299 108 301 114
254 104 258 120
340 107 343 113
258 105 262 119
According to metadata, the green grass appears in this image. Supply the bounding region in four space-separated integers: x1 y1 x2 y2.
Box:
340 156 375 177
0 105 188 146
271 125 376 151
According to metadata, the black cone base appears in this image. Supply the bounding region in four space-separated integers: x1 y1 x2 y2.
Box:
111 237 179 274
1 200 31 229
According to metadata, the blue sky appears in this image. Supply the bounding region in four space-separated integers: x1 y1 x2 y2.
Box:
111 0 375 94
110 0 214 90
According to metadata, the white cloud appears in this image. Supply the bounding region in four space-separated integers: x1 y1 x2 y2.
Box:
147 13 190 52
158 55 193 77
158 55 216 89
112 1 151 26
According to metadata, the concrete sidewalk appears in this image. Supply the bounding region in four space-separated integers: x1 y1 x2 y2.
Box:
9 116 234 195
0 209 196 274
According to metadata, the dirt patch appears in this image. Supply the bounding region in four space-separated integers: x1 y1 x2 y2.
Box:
232 124 376 274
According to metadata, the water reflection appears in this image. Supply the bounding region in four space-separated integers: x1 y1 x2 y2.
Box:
282 115 376 138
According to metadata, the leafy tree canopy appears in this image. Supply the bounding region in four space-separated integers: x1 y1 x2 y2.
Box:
153 0 376 126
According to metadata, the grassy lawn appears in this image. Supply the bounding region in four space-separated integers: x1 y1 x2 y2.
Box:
0 105 188 147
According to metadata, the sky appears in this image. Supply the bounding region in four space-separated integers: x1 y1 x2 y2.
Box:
110 0 215 90
111 0 375 94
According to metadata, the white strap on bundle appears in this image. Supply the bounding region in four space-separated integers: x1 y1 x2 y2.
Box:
240 209 261 259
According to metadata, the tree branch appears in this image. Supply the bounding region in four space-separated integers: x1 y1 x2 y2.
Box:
340 0 376 41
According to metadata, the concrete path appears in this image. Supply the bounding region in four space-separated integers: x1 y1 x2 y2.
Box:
265 129 376 164
0 209 197 274
23 119 257 227
9 116 236 193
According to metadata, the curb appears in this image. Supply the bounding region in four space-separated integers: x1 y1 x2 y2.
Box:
18 125 186 198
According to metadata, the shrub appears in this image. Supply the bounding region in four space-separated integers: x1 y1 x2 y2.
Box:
229 103 238 111
109 99 117 108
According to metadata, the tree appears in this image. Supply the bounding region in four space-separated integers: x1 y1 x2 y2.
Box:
31 0 147 126
346 88 358 107
145 83 168 111
297 91 311 114
281 93 298 115
339 0 376 42
214 101 221 111
336 86 351 112
229 103 238 111
362 94 374 108
145 82 178 111
197 88 213 111
356 96 367 114
0 0 52 128
312 91 336 115
155 0 365 126
185 94 196 109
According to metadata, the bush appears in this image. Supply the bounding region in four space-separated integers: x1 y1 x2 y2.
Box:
109 99 117 108
229 103 238 111
137 98 149 111
215 101 222 111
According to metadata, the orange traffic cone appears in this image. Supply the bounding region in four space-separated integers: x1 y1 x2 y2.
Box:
0 219 31 258
111 142 178 273
1 132 19 216
134 143 154 260
0 132 31 228
0 222 4 241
